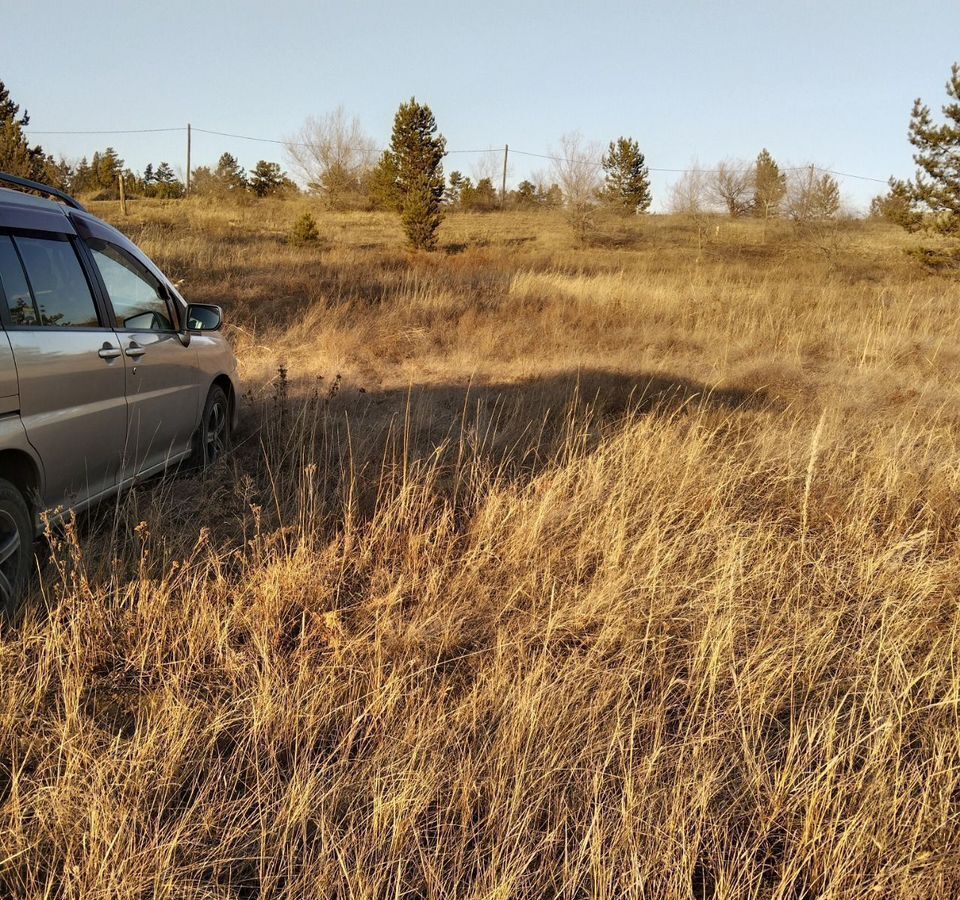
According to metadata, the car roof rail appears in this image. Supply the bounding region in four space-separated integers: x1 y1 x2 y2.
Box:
0 171 86 212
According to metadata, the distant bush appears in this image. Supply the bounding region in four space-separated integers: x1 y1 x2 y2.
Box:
289 212 320 247
460 176 499 213
903 244 960 271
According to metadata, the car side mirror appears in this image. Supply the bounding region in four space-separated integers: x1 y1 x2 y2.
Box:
186 303 223 332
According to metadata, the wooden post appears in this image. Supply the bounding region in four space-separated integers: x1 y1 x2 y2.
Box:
118 175 127 216
186 123 192 196
501 144 509 208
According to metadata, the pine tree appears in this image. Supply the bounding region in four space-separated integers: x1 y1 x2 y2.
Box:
289 211 320 247
869 182 920 230
384 98 446 250
0 81 24 126
71 157 93 194
445 171 465 207
461 177 498 212
368 151 401 211
148 162 184 199
250 160 287 197
215 153 247 192
538 183 563 208
0 120 36 179
890 62 960 234
810 172 840 219
513 180 538 208
42 157 72 190
456 176 474 206
94 148 124 189
753 149 786 220
143 163 155 184
187 166 216 196
786 166 841 223
0 79 50 181
600 137 651 213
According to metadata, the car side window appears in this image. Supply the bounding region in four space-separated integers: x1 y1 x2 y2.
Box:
87 240 175 332
0 236 38 325
11 235 101 328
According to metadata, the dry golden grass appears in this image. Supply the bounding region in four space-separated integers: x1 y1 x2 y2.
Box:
1 198 959 897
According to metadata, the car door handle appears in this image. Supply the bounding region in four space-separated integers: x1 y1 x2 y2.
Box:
98 342 122 360
125 343 146 358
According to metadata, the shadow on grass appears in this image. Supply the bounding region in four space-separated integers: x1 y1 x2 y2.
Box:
13 366 769 628
245 366 772 523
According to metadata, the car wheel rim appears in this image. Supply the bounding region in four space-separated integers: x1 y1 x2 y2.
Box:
205 400 227 463
0 510 21 609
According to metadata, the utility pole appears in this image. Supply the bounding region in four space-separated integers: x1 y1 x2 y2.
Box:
501 144 509 209
118 174 127 216
186 123 192 196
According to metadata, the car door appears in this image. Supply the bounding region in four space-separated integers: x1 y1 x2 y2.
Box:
0 232 128 511
83 238 199 477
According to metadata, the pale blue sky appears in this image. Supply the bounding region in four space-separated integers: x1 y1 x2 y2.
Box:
3 0 958 210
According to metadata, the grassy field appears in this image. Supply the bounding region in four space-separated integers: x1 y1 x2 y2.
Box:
1 198 959 897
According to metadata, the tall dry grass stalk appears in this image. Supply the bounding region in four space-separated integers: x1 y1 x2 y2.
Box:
0 200 958 897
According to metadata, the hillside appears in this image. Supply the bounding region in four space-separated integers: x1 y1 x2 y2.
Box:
1 200 959 897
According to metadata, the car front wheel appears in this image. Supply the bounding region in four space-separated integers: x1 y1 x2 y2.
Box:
191 385 231 468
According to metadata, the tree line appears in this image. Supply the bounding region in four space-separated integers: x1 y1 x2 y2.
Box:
0 78 846 250
0 82 299 202
4 68 960 252
669 152 839 222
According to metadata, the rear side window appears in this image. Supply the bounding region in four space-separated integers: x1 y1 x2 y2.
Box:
13 236 100 328
0 236 37 325
87 240 175 332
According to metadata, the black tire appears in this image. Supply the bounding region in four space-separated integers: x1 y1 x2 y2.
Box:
0 479 33 621
190 384 231 469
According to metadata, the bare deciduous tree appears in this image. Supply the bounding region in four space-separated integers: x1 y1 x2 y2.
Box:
670 164 713 259
785 165 817 223
469 149 510 207
783 164 847 256
669 164 710 216
550 132 602 242
286 106 378 208
470 149 502 187
708 160 754 217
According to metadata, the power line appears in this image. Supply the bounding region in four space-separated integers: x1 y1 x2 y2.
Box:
192 127 296 146
820 169 889 184
195 129 498 156
25 127 186 135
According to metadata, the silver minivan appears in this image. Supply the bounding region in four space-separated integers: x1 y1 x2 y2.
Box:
0 173 239 613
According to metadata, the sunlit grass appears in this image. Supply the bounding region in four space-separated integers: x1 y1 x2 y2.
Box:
0 199 958 897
